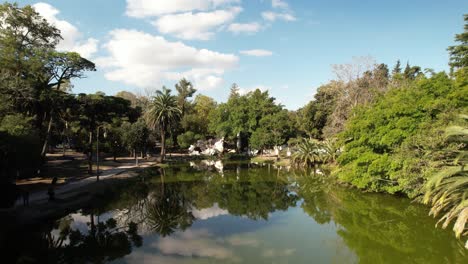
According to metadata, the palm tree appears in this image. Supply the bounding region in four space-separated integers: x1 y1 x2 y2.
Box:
145 87 181 162
321 138 341 163
292 138 323 168
421 115 467 248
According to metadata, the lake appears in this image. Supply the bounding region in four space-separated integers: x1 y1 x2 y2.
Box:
3 161 467 263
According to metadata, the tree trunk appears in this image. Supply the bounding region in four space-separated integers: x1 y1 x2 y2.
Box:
87 131 93 174
62 140 66 156
90 213 96 239
135 148 138 166
160 127 166 163
41 114 53 159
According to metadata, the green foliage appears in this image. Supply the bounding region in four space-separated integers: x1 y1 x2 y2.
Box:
250 110 293 150
420 116 468 245
145 87 181 132
121 119 149 153
145 87 181 161
295 83 338 139
208 87 292 151
290 138 342 168
337 72 466 195
175 78 196 115
209 88 281 137
177 131 202 149
180 94 217 136
292 138 323 167
448 14 468 71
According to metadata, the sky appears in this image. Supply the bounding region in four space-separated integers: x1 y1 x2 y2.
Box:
17 0 467 109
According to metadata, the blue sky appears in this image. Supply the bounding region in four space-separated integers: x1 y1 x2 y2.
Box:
18 0 467 109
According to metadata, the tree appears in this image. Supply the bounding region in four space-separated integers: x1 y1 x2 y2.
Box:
121 119 149 165
392 60 402 75
209 88 281 150
40 52 96 158
421 115 468 248
0 4 96 160
323 58 391 137
448 14 468 71
177 131 202 149
175 78 196 116
75 93 132 174
169 79 197 147
337 72 464 195
181 94 217 137
403 62 423 80
145 87 181 162
291 138 323 168
250 110 293 150
115 91 146 109
296 83 338 139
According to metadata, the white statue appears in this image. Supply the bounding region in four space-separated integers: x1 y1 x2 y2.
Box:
214 137 224 153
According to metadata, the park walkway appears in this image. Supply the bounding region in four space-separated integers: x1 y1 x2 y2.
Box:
15 163 154 207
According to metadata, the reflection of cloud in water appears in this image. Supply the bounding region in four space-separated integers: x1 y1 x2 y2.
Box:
191 203 228 220
154 229 239 261
68 211 115 233
124 252 196 264
69 213 89 232
262 248 296 257
227 235 260 247
50 211 116 246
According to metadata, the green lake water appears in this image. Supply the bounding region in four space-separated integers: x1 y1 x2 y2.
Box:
4 161 467 263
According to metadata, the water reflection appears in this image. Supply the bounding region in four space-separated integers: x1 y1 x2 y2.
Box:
3 162 467 263
6 213 142 263
297 172 467 263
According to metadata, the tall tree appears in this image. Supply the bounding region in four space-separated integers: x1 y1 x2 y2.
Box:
40 52 96 158
175 78 196 116
121 119 149 165
448 14 468 71
75 93 131 174
0 4 96 159
392 60 402 75
145 87 181 162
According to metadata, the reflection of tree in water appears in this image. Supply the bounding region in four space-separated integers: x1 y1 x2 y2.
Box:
296 172 468 263
145 169 195 236
113 165 299 237
11 214 142 264
185 165 299 221
296 171 335 225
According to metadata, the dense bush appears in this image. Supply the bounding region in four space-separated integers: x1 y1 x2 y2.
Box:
336 72 467 196
177 131 202 149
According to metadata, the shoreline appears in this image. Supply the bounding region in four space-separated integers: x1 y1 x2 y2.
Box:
0 166 157 230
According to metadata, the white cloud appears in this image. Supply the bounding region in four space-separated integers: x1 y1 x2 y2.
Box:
191 204 229 220
262 11 296 22
32 3 98 58
155 229 236 260
152 8 242 40
126 0 240 17
227 236 260 247
272 0 289 9
228 22 262 34
240 49 273 57
96 29 238 90
262 248 296 257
